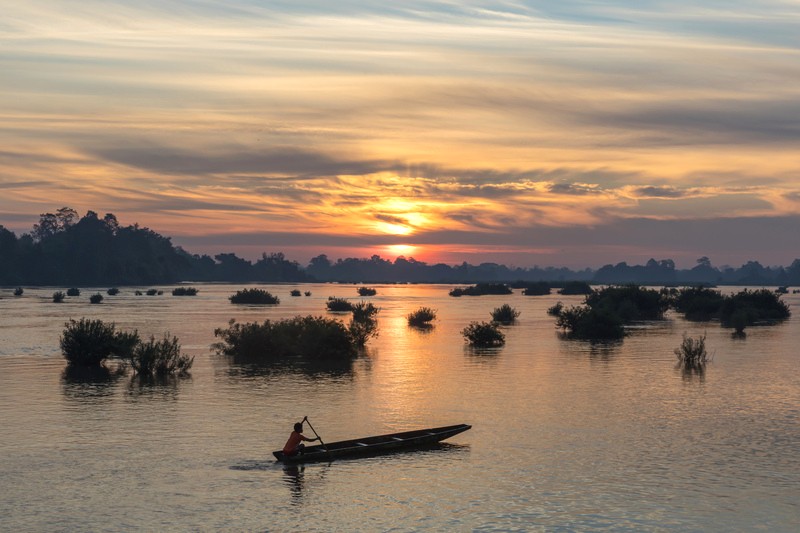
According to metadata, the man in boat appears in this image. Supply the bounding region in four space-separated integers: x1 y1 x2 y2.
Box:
283 422 320 457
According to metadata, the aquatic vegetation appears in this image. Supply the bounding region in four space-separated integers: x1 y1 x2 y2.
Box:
60 318 140 366
172 287 198 296
130 334 193 376
674 333 709 370
290 289 301 297
555 306 625 340
146 288 159 296
357 287 377 296
89 293 104 304
449 283 512 297
407 307 437 327
719 289 790 328
66 287 80 297
521 282 551 296
670 286 725 321
135 290 143 296
214 316 357 359
13 287 23 296
557 281 593 295
304 291 312 297
107 287 120 295
462 321 505 347
229 288 280 304
584 285 668 321
52 291 66 303
547 302 564 316
349 301 380 346
491 304 520 324
326 297 353 312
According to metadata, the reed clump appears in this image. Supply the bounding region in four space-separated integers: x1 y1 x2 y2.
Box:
674 333 709 370
130 334 193 376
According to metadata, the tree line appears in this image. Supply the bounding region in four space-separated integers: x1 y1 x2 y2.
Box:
2 208 799 286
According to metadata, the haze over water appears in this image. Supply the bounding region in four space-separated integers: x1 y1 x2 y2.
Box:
1 284 798 531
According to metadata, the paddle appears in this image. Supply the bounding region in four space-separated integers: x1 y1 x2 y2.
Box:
303 416 330 457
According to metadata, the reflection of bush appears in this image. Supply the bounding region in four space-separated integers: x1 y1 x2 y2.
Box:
130 334 193 376
491 304 520 324
462 321 505 347
408 307 437 327
230 288 280 304
449 283 512 297
214 316 357 359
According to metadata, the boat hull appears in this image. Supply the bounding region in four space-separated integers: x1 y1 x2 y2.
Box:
273 423 471 463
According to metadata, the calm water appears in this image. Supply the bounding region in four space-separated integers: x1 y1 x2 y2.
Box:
1 284 798 531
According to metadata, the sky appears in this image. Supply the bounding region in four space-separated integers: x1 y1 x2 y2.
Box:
1 1 799 269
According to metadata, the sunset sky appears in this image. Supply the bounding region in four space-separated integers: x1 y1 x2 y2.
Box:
2 1 799 268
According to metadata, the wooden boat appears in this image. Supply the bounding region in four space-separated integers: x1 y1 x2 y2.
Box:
273 423 471 463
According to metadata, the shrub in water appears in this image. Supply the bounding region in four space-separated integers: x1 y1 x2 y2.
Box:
491 304 520 324
557 281 593 295
146 288 158 296
462 321 505 347
135 290 143 296
349 301 380 346
230 288 280 304
67 288 80 297
521 282 551 296
449 283 512 297
674 333 709 369
214 316 357 359
585 285 667 321
130 334 193 376
326 297 353 312
172 287 198 296
719 289 790 328
555 305 624 340
357 287 377 296
290 289 302 297
13 287 23 296
107 287 120 296
407 307 437 327
53 291 66 303
547 302 564 316
304 291 312 297
671 286 724 321
60 318 140 366
89 293 104 304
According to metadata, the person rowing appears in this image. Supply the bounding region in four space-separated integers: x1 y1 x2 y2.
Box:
282 421 320 457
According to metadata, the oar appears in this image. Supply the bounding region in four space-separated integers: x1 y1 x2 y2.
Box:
303 416 331 458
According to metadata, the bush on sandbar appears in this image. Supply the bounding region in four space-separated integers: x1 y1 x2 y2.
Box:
172 287 198 296
214 316 358 359
60 318 140 366
462 321 505 347
407 307 437 327
130 334 193 376
230 288 280 304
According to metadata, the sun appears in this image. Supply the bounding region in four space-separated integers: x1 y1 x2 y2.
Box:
377 221 413 236
387 244 417 257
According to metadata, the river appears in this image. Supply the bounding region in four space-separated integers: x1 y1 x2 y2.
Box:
1 284 798 531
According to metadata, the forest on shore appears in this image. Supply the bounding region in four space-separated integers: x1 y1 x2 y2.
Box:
2 208 799 286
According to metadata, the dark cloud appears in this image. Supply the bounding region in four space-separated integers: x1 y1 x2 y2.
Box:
548 183 603 196
87 143 396 177
631 186 686 198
